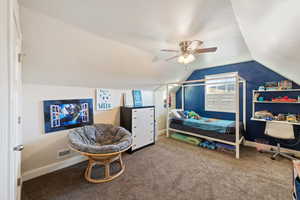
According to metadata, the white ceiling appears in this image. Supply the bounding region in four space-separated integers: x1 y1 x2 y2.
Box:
19 0 299 89
231 0 300 84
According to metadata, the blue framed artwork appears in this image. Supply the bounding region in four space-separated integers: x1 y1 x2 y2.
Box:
132 90 143 107
43 99 94 133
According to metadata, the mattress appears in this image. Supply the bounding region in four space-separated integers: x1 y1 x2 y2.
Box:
182 118 235 134
169 118 244 142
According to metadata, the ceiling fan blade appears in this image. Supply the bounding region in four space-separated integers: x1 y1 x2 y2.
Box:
194 47 217 54
165 55 180 61
161 49 180 52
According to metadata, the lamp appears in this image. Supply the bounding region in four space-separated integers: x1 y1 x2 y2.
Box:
177 54 195 64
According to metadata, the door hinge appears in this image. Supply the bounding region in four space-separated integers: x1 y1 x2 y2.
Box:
18 53 25 63
18 116 21 125
18 53 22 63
17 177 22 186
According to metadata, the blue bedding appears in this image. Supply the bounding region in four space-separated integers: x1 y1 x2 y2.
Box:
181 118 235 134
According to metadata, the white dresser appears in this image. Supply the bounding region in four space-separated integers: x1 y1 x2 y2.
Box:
120 106 155 151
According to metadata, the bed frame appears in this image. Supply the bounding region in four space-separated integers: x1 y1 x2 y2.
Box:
166 73 246 159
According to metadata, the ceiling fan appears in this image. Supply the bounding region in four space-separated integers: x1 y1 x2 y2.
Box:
161 40 217 64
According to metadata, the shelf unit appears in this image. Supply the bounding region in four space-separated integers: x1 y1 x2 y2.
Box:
253 89 300 92
254 101 300 104
251 118 300 125
252 89 300 125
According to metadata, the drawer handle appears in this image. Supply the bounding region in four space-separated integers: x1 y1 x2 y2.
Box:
134 126 136 128
133 117 137 119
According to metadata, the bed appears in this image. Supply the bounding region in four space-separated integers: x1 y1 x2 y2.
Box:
166 74 246 159
169 117 244 143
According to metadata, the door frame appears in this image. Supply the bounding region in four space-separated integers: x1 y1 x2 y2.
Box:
0 0 22 199
0 0 11 199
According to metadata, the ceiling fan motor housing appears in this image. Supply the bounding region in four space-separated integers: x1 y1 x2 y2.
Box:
179 41 192 53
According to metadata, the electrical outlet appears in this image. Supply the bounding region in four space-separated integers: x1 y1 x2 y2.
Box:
57 148 71 159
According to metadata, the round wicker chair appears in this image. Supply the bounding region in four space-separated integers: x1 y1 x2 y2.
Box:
68 124 132 183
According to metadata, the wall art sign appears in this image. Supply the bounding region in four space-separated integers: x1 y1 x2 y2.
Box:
96 88 113 110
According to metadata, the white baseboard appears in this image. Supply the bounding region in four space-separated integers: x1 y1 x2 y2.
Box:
244 140 300 157
22 155 87 182
158 129 166 136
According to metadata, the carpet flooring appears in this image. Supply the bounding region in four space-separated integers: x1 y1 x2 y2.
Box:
22 137 293 200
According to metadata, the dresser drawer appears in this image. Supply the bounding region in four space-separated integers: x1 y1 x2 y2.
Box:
132 108 154 119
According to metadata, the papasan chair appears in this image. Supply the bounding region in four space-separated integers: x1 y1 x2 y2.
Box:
68 124 132 183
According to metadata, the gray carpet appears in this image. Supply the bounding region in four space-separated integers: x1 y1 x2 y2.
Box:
22 137 293 200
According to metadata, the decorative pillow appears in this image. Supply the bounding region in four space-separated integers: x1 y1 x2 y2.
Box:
171 110 182 119
177 110 187 119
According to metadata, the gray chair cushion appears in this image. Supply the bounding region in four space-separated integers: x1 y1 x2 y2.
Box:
68 124 132 154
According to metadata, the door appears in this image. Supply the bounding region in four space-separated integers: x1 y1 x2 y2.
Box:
10 5 23 200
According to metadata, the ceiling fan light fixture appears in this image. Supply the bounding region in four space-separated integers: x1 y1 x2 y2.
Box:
186 54 195 63
178 54 195 64
177 55 185 63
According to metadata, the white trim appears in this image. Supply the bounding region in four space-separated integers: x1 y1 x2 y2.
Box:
22 155 88 182
158 129 166 136
244 140 300 157
0 0 11 199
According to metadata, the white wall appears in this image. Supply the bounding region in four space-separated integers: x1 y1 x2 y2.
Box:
154 85 178 135
154 87 167 132
22 83 153 174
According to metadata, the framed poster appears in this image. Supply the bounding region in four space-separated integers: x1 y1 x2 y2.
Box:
43 99 94 133
132 90 143 107
96 88 113 110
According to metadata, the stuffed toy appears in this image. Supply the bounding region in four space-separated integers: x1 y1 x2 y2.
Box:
188 111 201 120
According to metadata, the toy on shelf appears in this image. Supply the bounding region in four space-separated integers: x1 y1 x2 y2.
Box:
258 97 264 102
253 93 260 101
264 81 279 91
257 80 293 91
278 80 292 90
254 110 274 119
297 114 300 122
271 96 297 103
276 114 286 121
258 86 265 91
287 114 297 123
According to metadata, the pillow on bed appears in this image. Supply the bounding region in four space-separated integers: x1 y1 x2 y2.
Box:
177 110 187 119
171 110 182 119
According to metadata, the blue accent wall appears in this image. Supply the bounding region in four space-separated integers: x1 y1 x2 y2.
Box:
176 61 300 150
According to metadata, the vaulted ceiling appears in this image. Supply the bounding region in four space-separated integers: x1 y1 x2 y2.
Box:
19 0 299 89
231 0 300 85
